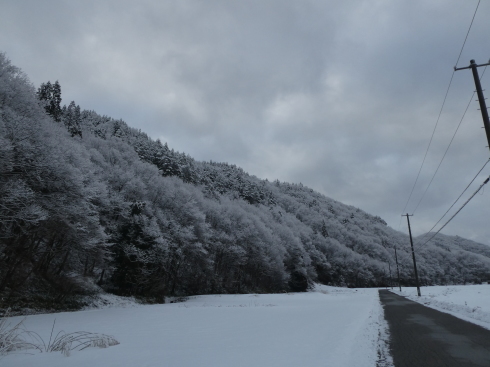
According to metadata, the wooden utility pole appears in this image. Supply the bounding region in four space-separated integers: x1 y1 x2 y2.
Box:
455 59 490 152
394 246 402 292
403 214 421 296
388 262 393 290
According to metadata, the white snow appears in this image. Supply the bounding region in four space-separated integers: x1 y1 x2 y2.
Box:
375 299 394 367
392 284 490 329
81 293 142 310
1 286 382 367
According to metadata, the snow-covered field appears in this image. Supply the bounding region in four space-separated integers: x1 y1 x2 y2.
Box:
1 286 382 367
392 284 490 329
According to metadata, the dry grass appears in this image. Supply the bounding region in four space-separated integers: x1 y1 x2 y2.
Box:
0 310 119 357
0 308 41 356
41 320 119 356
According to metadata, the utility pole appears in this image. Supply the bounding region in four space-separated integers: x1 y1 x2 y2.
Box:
403 214 421 296
394 246 402 292
455 59 490 152
388 262 393 290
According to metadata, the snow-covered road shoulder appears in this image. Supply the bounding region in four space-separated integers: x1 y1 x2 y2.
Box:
2 286 382 367
392 285 490 330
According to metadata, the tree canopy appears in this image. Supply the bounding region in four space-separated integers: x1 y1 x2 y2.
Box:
1 52 490 311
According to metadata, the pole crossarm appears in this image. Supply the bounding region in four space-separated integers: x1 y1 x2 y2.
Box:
454 60 490 71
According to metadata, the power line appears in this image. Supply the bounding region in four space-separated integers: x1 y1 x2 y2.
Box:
399 0 481 218
399 72 454 217
409 75 460 214
411 67 487 214
420 175 490 247
418 157 490 241
455 0 481 69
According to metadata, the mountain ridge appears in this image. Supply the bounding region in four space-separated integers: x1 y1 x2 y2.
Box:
1 52 489 312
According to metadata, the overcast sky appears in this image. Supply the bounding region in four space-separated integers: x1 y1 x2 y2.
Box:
2 0 490 244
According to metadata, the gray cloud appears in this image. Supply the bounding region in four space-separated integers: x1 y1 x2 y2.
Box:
2 0 490 244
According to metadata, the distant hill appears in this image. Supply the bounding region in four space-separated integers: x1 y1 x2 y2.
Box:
1 52 489 311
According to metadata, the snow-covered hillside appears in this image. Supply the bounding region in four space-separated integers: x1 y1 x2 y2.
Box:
2 286 382 367
3 52 490 309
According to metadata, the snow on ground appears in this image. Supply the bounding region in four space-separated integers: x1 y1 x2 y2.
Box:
81 293 142 310
392 285 490 329
2 286 382 367
376 297 394 367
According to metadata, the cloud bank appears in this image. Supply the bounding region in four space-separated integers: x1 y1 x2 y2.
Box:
2 0 490 244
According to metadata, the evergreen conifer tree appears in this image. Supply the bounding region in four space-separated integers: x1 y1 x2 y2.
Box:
37 80 62 122
52 81 62 122
321 220 329 238
62 101 82 137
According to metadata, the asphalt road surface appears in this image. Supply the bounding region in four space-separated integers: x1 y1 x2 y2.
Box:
379 289 490 367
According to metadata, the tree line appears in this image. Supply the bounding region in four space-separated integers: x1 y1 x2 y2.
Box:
1 52 490 311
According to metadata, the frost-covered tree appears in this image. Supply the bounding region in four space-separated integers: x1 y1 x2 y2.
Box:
62 101 82 137
2 51 490 311
37 80 62 122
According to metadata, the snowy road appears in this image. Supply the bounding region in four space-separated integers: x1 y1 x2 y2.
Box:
2 287 381 367
380 290 490 367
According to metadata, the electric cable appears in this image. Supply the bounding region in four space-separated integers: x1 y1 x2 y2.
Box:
419 175 490 247
398 0 481 219
455 0 481 69
399 72 454 218
412 66 487 214
418 157 490 242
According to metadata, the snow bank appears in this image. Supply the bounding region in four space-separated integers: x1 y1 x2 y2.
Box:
392 285 490 329
81 293 142 310
2 287 381 367
376 293 394 367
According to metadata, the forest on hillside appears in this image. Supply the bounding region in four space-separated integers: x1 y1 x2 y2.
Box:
2 52 490 311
